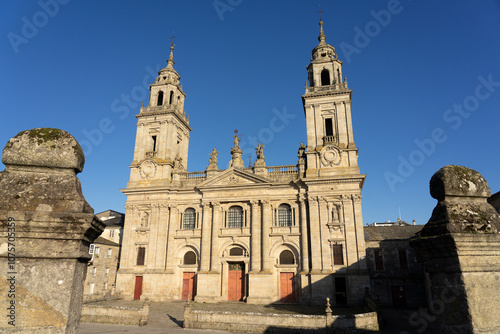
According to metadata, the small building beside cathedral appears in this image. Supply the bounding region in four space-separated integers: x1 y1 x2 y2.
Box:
116 20 369 306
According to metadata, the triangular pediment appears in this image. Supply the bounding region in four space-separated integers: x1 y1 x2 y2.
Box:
197 168 271 189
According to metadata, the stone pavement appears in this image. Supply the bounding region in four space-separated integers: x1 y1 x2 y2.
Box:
80 300 439 333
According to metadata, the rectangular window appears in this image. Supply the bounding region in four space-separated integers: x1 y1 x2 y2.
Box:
374 250 384 271
333 244 344 265
105 268 110 277
399 250 408 270
89 283 95 295
227 207 243 228
104 282 108 290
107 248 112 258
152 135 157 152
183 209 196 230
325 118 333 136
95 247 100 257
137 247 146 266
92 267 97 277
109 230 115 238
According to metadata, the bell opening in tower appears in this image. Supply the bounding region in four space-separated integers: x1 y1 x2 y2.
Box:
321 69 330 86
157 91 164 106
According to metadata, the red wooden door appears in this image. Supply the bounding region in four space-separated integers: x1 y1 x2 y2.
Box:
134 276 143 300
391 285 407 308
228 263 244 301
182 272 196 300
280 272 295 303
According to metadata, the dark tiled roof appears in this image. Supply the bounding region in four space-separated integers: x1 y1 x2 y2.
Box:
364 225 424 241
93 236 120 247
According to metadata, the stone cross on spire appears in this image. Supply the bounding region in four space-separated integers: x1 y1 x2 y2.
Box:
170 31 176 47
167 32 176 68
317 5 324 20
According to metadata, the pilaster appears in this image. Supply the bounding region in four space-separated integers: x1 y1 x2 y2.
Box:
155 204 169 270
261 199 271 272
299 196 310 273
210 201 220 272
200 201 212 272
165 205 177 272
250 200 261 272
308 196 321 272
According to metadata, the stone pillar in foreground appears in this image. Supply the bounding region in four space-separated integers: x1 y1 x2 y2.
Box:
0 128 104 333
411 165 500 334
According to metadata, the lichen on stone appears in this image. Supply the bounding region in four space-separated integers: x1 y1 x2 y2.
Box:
422 165 500 236
2 128 85 173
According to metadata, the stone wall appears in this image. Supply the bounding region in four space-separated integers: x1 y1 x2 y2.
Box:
81 303 149 326
183 304 379 333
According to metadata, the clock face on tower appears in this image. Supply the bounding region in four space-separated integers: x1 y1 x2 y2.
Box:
139 160 157 179
320 145 342 167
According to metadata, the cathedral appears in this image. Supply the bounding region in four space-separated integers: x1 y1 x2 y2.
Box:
116 19 369 306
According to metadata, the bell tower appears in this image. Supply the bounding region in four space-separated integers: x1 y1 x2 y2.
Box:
128 40 192 185
302 20 359 178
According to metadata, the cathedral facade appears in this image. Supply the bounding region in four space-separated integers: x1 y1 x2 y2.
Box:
116 20 369 306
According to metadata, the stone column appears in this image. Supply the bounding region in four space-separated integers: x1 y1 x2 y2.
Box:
146 204 158 269
318 197 328 270
165 205 177 272
299 197 309 273
0 128 104 333
155 204 169 270
411 165 500 334
250 200 261 272
308 196 322 272
210 202 220 272
261 199 271 272
121 204 137 270
200 201 212 272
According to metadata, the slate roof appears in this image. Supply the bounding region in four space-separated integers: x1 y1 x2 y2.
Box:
95 209 125 228
364 225 424 241
93 236 120 247
102 215 124 228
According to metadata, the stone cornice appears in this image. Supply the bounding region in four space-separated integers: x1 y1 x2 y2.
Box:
136 109 192 132
302 89 352 99
301 174 366 186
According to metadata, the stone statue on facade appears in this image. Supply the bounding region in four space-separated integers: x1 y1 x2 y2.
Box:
230 134 245 169
207 147 218 171
209 147 218 163
233 134 240 148
256 143 265 160
173 154 184 171
297 143 306 164
141 211 149 227
254 143 266 168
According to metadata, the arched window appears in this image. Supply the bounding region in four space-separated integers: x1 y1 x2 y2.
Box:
157 91 164 106
278 204 292 227
169 91 174 105
321 69 330 86
183 208 196 230
184 251 196 265
280 250 295 265
228 206 243 228
229 247 244 256
337 68 341 83
177 96 180 104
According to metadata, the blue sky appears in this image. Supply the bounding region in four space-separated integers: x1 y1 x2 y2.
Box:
1 1 499 225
